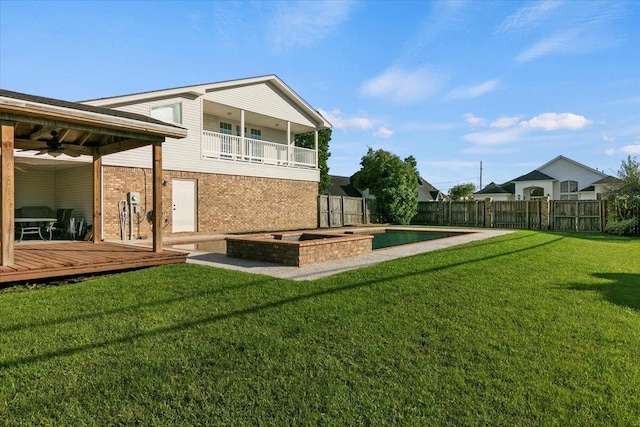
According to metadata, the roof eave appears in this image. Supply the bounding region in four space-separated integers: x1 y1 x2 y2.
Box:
1 96 187 139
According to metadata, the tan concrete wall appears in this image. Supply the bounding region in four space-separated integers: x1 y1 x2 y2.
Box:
102 166 318 239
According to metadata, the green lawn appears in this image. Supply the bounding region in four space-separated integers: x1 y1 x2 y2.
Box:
1 231 640 425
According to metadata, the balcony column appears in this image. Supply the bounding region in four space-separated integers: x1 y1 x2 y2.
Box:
287 121 291 164
240 109 245 159
314 130 319 168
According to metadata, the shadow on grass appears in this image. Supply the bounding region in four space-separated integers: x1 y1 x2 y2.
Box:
567 273 640 311
537 230 638 243
0 234 565 369
0 274 274 335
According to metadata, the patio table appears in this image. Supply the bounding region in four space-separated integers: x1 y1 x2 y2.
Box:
15 218 56 241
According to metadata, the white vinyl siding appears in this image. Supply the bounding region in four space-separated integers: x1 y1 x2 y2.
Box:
94 89 319 182
202 82 317 128
56 165 93 222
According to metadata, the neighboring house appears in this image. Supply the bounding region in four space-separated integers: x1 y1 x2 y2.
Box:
330 174 447 201
75 75 330 238
327 175 363 197
474 155 620 201
417 175 448 201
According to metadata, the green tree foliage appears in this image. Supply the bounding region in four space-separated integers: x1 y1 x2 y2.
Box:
352 148 419 224
606 155 640 235
295 129 332 194
449 183 476 201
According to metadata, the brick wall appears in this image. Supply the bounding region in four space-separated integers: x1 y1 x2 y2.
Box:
102 166 318 239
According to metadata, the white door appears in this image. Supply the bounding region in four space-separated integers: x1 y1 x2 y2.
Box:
172 179 197 233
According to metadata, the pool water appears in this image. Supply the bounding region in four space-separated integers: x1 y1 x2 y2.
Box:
370 230 465 250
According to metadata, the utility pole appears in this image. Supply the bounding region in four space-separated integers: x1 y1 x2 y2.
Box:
480 161 483 190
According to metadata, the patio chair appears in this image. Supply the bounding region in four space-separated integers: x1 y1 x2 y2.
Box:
51 208 74 239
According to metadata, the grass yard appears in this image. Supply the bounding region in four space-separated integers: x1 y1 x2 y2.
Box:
1 231 640 425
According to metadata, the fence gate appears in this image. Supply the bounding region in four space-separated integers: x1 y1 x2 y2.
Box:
318 196 330 228
553 200 603 232
493 201 539 229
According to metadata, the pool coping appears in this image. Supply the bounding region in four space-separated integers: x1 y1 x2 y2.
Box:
185 227 514 281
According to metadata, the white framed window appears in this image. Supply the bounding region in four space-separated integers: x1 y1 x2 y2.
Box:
219 122 232 135
250 128 262 140
150 103 181 124
560 180 578 200
530 187 544 198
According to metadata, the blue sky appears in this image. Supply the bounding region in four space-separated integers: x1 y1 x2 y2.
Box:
1 0 639 192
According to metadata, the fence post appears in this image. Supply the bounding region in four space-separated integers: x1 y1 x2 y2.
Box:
485 198 493 228
541 196 551 230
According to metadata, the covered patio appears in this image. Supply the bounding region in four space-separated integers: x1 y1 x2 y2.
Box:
0 89 188 283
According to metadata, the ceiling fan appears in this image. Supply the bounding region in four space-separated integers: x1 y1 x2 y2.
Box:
30 130 84 158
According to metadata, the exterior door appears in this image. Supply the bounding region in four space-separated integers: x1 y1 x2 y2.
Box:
172 179 197 233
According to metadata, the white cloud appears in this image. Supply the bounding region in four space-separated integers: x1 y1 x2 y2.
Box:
463 128 525 146
519 113 590 131
360 67 443 104
374 127 394 138
448 79 500 99
604 149 616 156
318 108 372 130
490 116 522 128
270 1 354 51
621 145 640 155
463 113 486 127
499 0 562 33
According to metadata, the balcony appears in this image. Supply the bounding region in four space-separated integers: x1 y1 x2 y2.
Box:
201 131 316 169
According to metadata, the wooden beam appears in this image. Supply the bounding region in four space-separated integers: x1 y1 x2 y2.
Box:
152 143 163 252
14 138 94 155
92 153 102 244
1 122 15 266
29 125 57 140
76 131 92 145
97 138 153 157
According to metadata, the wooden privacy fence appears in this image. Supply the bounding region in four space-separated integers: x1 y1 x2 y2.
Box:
411 198 607 232
318 195 368 228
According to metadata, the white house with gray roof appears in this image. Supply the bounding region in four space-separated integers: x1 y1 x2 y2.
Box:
475 155 620 201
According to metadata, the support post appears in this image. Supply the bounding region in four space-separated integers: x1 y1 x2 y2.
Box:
92 152 102 243
1 122 15 266
286 121 291 164
152 143 163 253
240 109 245 159
314 130 318 168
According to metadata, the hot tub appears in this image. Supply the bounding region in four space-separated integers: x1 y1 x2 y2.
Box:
226 232 373 266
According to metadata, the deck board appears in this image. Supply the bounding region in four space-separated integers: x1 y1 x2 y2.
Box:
0 242 187 283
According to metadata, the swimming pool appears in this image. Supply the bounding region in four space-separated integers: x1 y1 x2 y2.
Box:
364 229 467 250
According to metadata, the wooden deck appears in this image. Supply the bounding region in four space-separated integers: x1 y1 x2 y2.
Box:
0 242 187 284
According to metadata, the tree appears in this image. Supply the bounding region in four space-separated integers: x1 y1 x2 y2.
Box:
606 155 640 235
449 183 476 201
295 128 332 194
352 148 419 224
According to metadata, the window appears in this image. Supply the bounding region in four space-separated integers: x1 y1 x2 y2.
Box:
235 125 247 137
250 128 262 140
560 180 578 200
150 103 181 124
530 187 544 198
219 122 232 135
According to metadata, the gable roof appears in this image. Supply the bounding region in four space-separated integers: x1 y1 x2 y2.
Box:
81 74 331 129
328 175 362 197
538 155 607 178
512 170 555 182
476 182 508 194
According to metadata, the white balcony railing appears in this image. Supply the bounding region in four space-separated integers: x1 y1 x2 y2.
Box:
201 131 316 168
